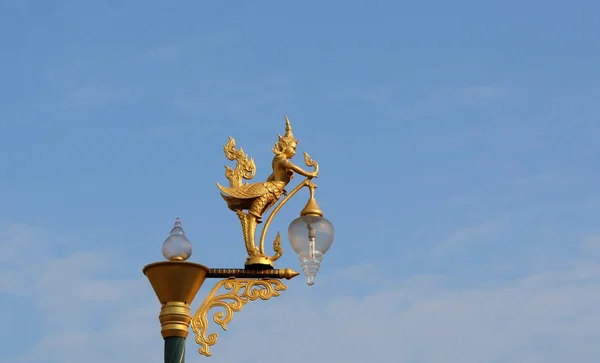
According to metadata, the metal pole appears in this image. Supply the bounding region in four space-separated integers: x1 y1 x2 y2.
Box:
164 336 186 363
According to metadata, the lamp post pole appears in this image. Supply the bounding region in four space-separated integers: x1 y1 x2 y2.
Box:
143 116 335 361
164 336 186 363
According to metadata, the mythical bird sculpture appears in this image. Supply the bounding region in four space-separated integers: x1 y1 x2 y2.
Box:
216 115 319 267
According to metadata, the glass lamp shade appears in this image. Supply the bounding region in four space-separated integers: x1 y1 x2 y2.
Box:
162 218 192 261
288 215 334 286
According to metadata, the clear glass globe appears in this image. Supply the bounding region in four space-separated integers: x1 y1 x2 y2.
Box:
288 215 334 286
162 218 192 261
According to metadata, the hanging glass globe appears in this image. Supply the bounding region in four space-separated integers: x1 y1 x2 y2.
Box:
288 215 334 286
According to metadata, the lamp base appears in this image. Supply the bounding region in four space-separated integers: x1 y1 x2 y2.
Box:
244 255 274 269
143 261 209 304
159 301 192 339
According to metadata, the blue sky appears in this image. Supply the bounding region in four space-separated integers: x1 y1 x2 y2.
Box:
1 0 600 362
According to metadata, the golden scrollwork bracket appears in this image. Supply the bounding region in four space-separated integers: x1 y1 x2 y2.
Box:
190 278 288 357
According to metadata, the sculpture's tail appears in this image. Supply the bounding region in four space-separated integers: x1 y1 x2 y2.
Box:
269 232 283 262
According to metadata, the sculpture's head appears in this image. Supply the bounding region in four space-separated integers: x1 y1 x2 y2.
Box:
272 115 299 158
284 140 297 159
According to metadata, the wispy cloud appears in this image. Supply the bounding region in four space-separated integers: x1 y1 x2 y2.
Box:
142 44 181 64
327 262 385 285
172 71 290 119
359 82 513 107
432 220 504 255
64 83 131 110
510 172 567 191
582 235 600 250
3 221 600 363
452 84 512 102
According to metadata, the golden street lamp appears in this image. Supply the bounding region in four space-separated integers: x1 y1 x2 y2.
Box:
143 115 335 362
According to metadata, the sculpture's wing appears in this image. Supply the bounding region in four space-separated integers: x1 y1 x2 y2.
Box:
216 182 268 199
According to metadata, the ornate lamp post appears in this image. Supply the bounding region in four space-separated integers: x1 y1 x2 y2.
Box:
143 116 335 362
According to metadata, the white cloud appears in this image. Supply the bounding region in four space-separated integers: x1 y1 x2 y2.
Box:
171 72 291 120
432 220 504 254
454 84 511 101
582 235 600 250
143 44 181 64
212 261 600 363
509 172 567 191
65 83 131 109
3 223 600 363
